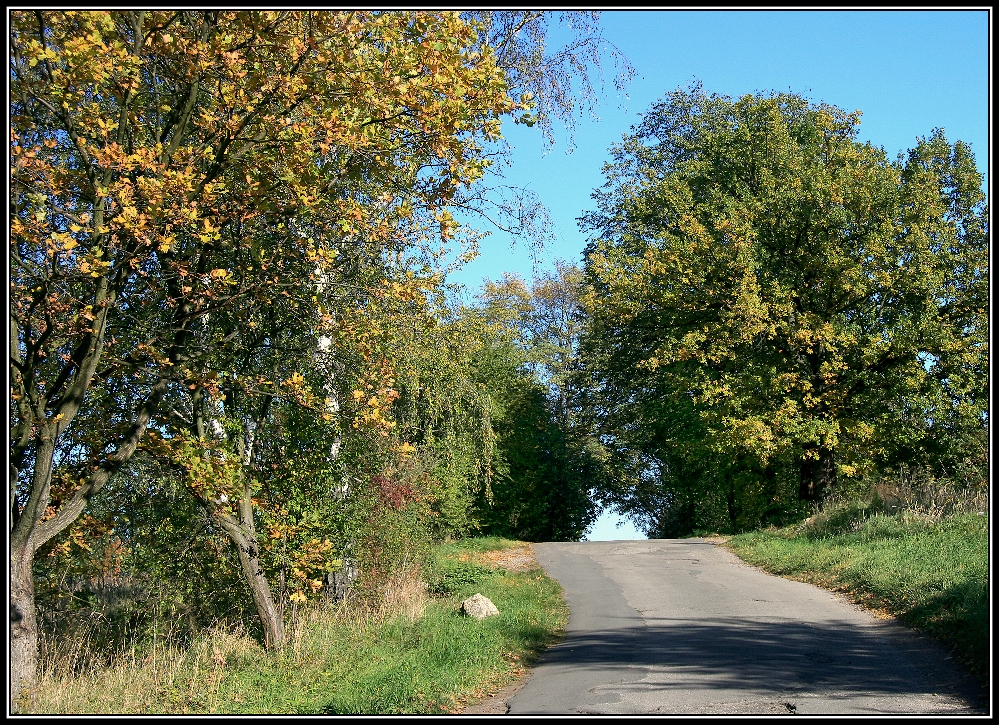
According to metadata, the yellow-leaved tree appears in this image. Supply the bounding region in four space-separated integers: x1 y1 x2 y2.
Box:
10 9 527 703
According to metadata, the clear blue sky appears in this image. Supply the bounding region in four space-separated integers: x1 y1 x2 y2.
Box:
447 10 990 540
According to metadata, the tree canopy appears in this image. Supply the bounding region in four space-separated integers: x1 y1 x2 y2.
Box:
578 84 988 535
12 14 988 712
468 263 598 541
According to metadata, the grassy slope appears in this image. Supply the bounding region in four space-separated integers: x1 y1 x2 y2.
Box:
29 537 568 714
726 512 988 684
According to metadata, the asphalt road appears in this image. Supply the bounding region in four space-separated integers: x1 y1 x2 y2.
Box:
507 539 986 715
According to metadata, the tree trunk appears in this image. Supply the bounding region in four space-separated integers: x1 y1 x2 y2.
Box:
215 515 285 650
9 377 168 710
10 543 38 711
799 446 836 501
11 429 61 711
211 480 284 650
193 392 284 650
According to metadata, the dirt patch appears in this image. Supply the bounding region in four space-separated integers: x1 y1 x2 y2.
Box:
697 534 731 543
473 545 540 573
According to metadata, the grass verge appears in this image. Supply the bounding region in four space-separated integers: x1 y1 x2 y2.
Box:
26 537 567 714
726 511 988 684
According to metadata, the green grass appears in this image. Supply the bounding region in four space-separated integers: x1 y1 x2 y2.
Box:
726 511 988 684
29 537 568 714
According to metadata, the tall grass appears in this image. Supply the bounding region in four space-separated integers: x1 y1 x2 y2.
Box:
25 537 567 714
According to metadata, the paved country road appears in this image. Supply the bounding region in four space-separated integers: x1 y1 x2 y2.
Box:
507 540 987 715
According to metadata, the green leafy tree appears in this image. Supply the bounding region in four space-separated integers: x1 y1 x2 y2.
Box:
579 84 988 534
470 266 599 541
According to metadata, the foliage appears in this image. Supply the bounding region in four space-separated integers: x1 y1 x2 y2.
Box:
24 539 569 714
466 265 600 541
34 456 253 648
479 377 595 541
427 561 493 597
578 83 989 536
10 7 520 534
10 10 560 700
10 9 637 709
361 285 500 543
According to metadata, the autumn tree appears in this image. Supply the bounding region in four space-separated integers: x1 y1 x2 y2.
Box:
311 271 503 546
479 262 588 416
579 84 988 534
10 9 526 703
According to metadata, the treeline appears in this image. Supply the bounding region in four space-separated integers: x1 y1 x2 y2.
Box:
9 10 623 704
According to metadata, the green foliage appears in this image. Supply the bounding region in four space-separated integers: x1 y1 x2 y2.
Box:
34 456 258 649
463 265 600 541
473 344 593 541
427 562 494 597
578 82 989 534
13 10 624 699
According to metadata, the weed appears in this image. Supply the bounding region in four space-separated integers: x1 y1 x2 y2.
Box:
427 561 493 597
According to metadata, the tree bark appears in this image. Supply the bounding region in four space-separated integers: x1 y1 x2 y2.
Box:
799 446 836 502
197 395 284 650
9 543 38 710
10 427 61 710
212 502 285 650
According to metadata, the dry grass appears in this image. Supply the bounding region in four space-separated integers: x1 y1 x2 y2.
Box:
789 467 988 540
28 618 263 714
473 545 539 573
869 469 988 519
376 565 428 623
24 539 568 714
27 581 420 714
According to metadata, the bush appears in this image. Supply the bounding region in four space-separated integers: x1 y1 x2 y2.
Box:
426 561 493 597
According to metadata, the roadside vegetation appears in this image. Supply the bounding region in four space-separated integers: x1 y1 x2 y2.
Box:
577 84 988 539
10 10 616 708
577 81 989 694
24 538 567 714
726 469 988 684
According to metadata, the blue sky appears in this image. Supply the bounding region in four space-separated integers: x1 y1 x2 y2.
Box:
446 10 990 540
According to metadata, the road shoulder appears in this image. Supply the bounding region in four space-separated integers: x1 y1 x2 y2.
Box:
458 672 533 714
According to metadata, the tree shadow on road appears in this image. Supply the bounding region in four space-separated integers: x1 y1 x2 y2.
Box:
532 615 986 712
